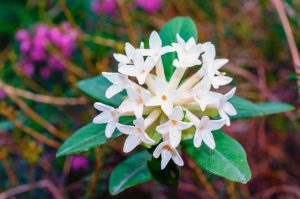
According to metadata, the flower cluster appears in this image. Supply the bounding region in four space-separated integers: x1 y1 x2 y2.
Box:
15 23 78 79
93 31 237 169
91 0 161 15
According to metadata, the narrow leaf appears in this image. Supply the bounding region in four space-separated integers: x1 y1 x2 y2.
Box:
76 76 125 107
109 150 153 195
183 130 251 183
230 97 294 120
159 17 198 80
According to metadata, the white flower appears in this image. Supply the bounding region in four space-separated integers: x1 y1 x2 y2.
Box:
146 77 182 115
190 79 222 111
102 72 130 98
117 118 155 153
156 107 192 148
119 87 151 118
186 112 225 149
118 52 155 85
218 88 237 126
140 31 174 62
93 102 120 138
113 42 136 67
153 140 184 169
172 34 202 68
200 43 232 89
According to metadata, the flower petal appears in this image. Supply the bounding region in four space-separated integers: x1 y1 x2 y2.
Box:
202 130 216 149
156 122 170 134
123 135 141 153
140 133 155 145
161 150 172 169
105 122 117 138
116 124 135 135
169 128 181 148
224 102 237 116
149 31 162 50
161 102 173 116
177 121 193 130
170 106 183 121
153 142 164 158
94 102 113 112
207 119 226 131
171 149 184 166
106 84 123 99
193 130 202 148
214 59 228 70
118 65 138 77
93 112 111 124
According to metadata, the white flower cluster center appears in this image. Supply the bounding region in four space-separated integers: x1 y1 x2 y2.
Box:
93 31 237 169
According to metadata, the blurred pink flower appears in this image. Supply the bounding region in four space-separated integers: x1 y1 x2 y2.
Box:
0 89 6 99
135 0 161 13
91 0 117 15
71 156 89 171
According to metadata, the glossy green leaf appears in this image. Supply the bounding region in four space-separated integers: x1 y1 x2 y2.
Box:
183 130 251 183
230 97 294 120
56 117 133 157
159 17 198 80
76 76 125 107
109 150 153 195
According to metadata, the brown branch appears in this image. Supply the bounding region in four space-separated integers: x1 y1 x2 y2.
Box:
0 179 64 199
87 147 102 198
0 80 88 106
0 103 60 148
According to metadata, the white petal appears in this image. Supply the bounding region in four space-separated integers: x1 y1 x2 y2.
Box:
161 46 174 55
145 96 162 106
105 122 117 138
193 130 202 148
202 43 215 61
106 84 123 99
156 122 170 134
113 54 130 64
202 130 216 149
93 112 111 124
118 99 136 112
177 121 193 130
144 57 156 71
152 77 167 95
153 142 164 158
126 87 139 100
207 119 226 131
214 59 229 70
186 111 200 126
169 128 181 148
125 42 135 58
134 105 144 118
170 106 183 121
225 87 236 100
118 65 138 77
219 110 230 126
224 102 237 116
123 135 141 153
171 149 184 166
133 117 145 128
176 34 185 46
149 31 162 50
211 76 232 89
161 102 173 116
117 124 135 135
161 150 172 169
136 73 147 85
94 102 113 112
140 133 155 145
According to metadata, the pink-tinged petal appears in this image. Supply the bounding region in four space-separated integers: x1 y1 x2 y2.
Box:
93 112 111 124
186 111 200 126
207 119 226 131
214 59 229 70
132 52 144 67
153 142 164 158
169 106 183 121
144 56 156 71
105 122 117 138
116 124 135 135
168 91 182 102
152 77 167 95
133 118 145 129
224 102 237 116
103 72 127 84
94 102 113 111
186 37 196 49
171 149 184 166
211 76 232 89
125 42 136 59
161 102 173 116
219 110 230 126
118 65 138 77
161 150 172 169
156 122 170 134
202 43 216 62
126 87 139 100
202 130 216 149
149 31 162 50
177 121 193 131
140 90 152 102
136 73 147 85
145 96 162 106
176 34 185 46
161 46 174 55
118 99 136 112
169 128 181 148
140 133 155 145
106 84 123 99
193 130 202 148
134 105 144 118
123 135 141 153
224 87 236 100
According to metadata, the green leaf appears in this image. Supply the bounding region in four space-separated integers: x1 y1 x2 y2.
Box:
159 17 198 80
183 130 251 183
230 97 294 120
109 150 153 195
147 156 180 186
76 76 125 107
56 117 133 157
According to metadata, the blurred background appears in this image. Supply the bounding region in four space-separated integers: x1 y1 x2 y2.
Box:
0 0 299 198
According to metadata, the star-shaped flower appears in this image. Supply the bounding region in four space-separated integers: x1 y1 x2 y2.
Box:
146 77 182 115
140 31 174 62
102 72 130 98
186 112 225 149
118 51 155 85
93 102 120 138
156 107 192 148
119 87 151 118
153 139 184 169
113 42 136 67
117 118 155 153
218 88 237 126
172 34 202 68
